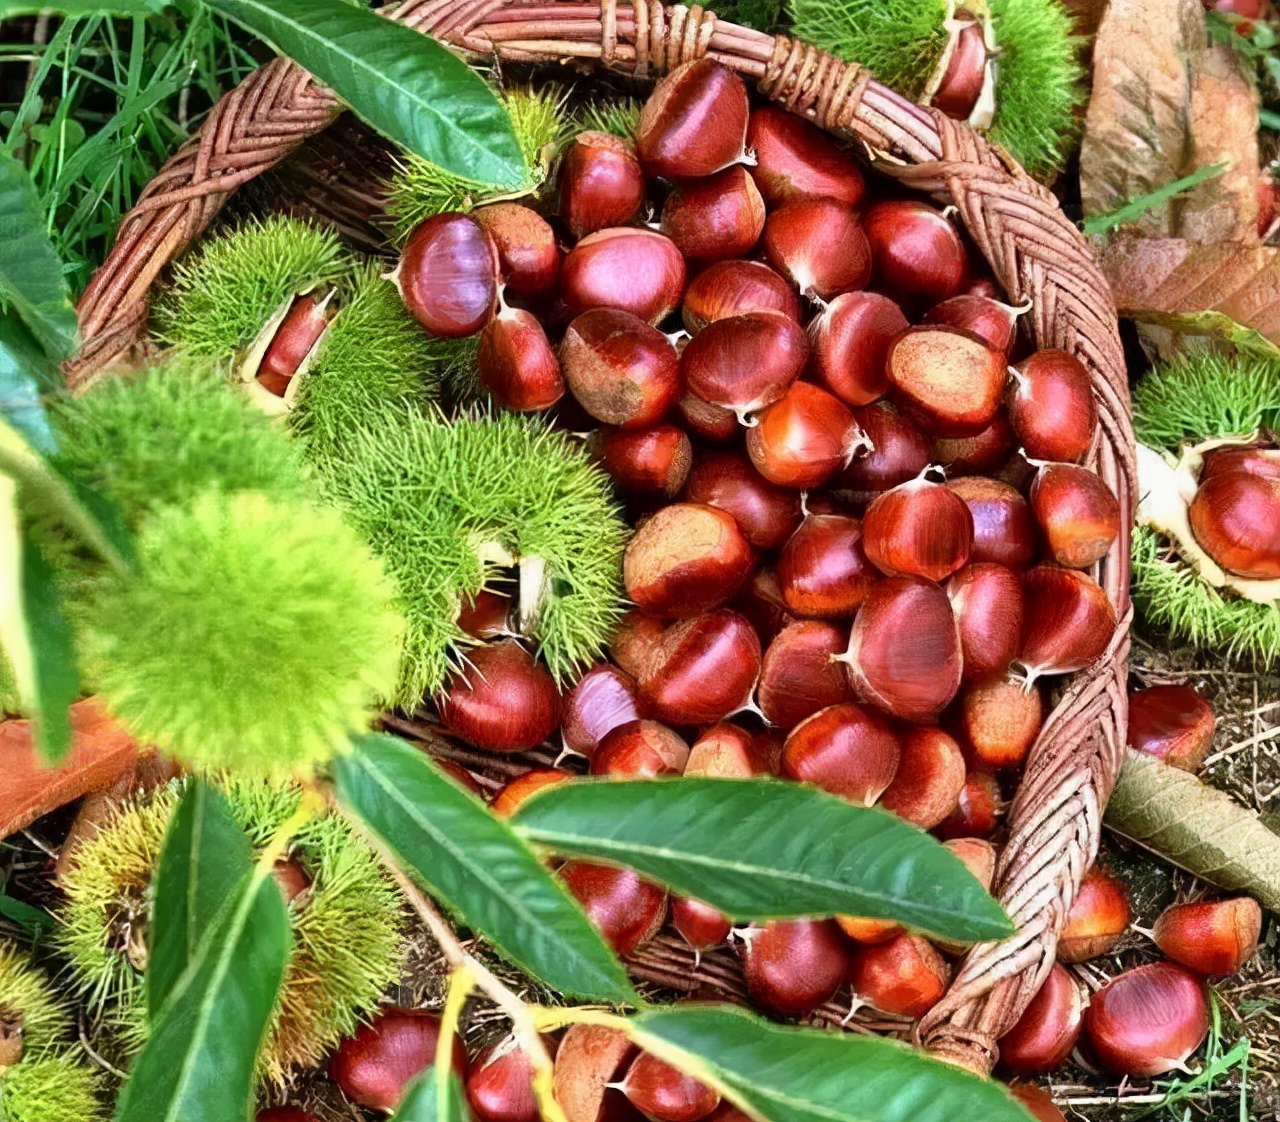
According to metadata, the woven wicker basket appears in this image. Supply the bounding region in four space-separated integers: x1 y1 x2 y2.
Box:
65 0 1136 1078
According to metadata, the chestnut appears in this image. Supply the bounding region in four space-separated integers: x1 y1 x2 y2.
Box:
809 291 909 408
730 568 795 646
681 452 802 550
624 503 754 618
777 514 876 620
560 308 680 428
397 213 499 337
886 326 1006 436
559 131 646 238
558 860 668 957
862 471 974 582
330 1007 467 1112
1152 897 1262 976
591 719 690 778
637 59 750 180
260 293 330 388
878 726 966 830
835 916 902 945
491 769 573 818
685 722 772 778
999 963 1083 1075
458 589 513 640
959 676 1044 770
848 934 950 1019
1126 684 1215 772
592 425 693 497
946 477 1036 569
620 1051 720 1122
478 308 564 412
1007 350 1097 464
836 401 931 506
439 640 561 752
1008 1085 1067 1122
781 702 901 807
435 759 488 799
272 857 311 905
552 1023 637 1122
680 311 809 418
1057 864 1130 963
938 770 1001 840
1189 469 1280 579
945 837 997 891
947 563 1024 683
474 202 559 298
465 1039 541 1122
747 382 867 490
738 918 852 1017
562 664 647 758
932 415 1016 476
637 610 762 726
561 229 687 326
681 259 803 335
763 199 872 300
1200 444 1280 482
677 391 739 442
746 106 865 207
841 576 962 724
672 895 733 949
1029 464 1121 570
1083 962 1209 1077
930 19 988 121
758 620 853 731
1018 566 1116 681
863 200 968 306
661 166 765 261
923 294 1019 356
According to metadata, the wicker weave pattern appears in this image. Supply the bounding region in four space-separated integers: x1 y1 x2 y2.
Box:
66 0 1134 1076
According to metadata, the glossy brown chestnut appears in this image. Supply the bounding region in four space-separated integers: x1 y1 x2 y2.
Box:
474 202 560 298
946 477 1036 570
637 59 750 179
938 770 1001 840
637 610 762 725
478 308 565 412
947 562 1024 683
1189 469 1280 579
681 312 809 418
945 837 997 891
271 856 311 906
1007 350 1097 464
681 259 803 333
562 664 646 757
439 640 561 752
886 326 1006 436
781 702 901 806
621 1052 720 1122
809 291 909 408
624 503 754 618
923 295 1018 356
457 589 513 640
672 896 733 949
558 860 668 957
558 131 646 238
841 576 962 724
835 916 903 945
864 201 968 306
1018 566 1116 681
1057 865 1131 963
1030 464 1121 570
1083 962 1209 1076
763 199 872 300
931 19 988 120
878 726 966 830
738 919 852 1017
685 722 772 778
1200 444 1280 482
932 415 1016 476
682 452 802 550
746 382 867 490
467 1038 540 1122
960 676 1044 770
260 293 330 388
661 166 765 261
592 425 693 497
1152 897 1262 976
999 963 1083 1075
398 213 499 337
677 391 739 442
758 620 853 732
561 229 687 325
836 401 932 506
848 934 950 1018
730 568 795 646
1126 684 1216 772
330 1008 467 1112
560 308 680 428
491 769 572 817
863 472 974 582
746 106 865 207
609 612 666 682
552 1023 637 1122
775 514 875 620
591 719 690 777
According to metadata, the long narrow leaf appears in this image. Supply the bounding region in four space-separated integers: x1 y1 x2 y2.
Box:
18 536 80 763
512 779 1012 944
200 0 525 188
0 312 60 455
334 734 636 1004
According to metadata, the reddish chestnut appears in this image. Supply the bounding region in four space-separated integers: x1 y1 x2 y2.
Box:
1189 470 1280 579
938 770 1001 840
563 663 647 756
561 229 687 325
467 1038 539 1122
746 106 865 207
999 963 1083 1075
560 308 680 428
398 213 499 337
474 202 559 298
1030 464 1121 570
435 758 489 799
1083 962 1209 1076
849 934 950 1019
1126 684 1215 772
685 722 772 778
923 294 1019 355
1152 897 1262 976
637 610 762 726
1007 351 1097 464
677 391 739 442
558 861 668 956
439 641 561 752
730 568 795 646
739 919 852 1017
933 415 1016 475
559 131 646 237
610 611 666 680
931 19 988 121
458 589 512 640
758 620 852 731
1057 865 1130 964
781 702 901 806
681 312 809 418
621 1052 720 1122
478 308 564 412
776 514 875 619
960 676 1044 770
1200 444 1280 482
661 166 765 261
946 477 1036 570
591 719 690 777
945 837 997 890
746 382 867 490
330 1008 467 1112
1018 566 1116 681
637 59 749 178
593 425 693 496
887 326 1006 436
863 472 974 582
841 577 962 724
260 293 330 389
682 452 802 550
809 291 909 408
836 401 932 506
835 916 902 945
947 562 1024 683
763 199 872 300
491 769 572 817
624 503 754 618
681 259 802 333
878 726 966 830
552 1024 637 1122
864 201 968 305
672 896 733 949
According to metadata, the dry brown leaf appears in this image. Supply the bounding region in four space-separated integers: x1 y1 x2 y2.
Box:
1081 0 1260 243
